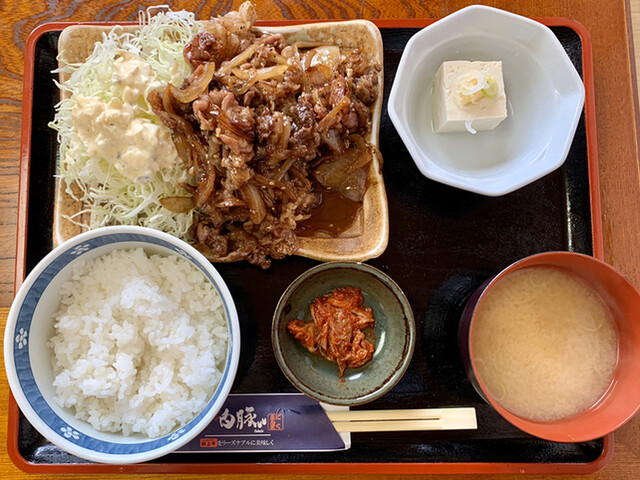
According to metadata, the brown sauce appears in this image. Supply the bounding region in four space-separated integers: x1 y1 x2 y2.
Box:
296 188 362 237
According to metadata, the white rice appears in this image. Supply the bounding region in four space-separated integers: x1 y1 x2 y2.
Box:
48 247 228 438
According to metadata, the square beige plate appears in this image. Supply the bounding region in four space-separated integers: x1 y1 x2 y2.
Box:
54 19 389 263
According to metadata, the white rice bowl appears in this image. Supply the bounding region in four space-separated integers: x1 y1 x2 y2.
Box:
49 247 228 438
4 226 240 464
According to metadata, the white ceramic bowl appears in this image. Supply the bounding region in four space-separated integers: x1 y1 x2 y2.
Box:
388 5 585 196
4 226 240 464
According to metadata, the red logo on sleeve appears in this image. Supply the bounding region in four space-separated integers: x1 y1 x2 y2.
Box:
200 438 219 448
267 413 284 431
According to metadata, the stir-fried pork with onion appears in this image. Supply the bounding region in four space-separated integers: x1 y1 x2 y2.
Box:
149 2 381 268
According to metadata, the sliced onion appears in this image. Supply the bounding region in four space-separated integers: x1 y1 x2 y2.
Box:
280 116 291 149
149 89 207 172
218 43 260 74
273 156 297 182
293 41 328 50
171 131 192 166
346 134 370 167
288 165 312 190
314 142 373 191
215 105 253 141
240 182 267 224
305 64 332 87
160 196 195 213
317 96 351 132
266 115 291 165
194 162 216 206
168 62 216 104
314 154 351 190
180 183 196 195
340 168 368 202
214 196 247 208
305 46 342 71
321 128 343 153
233 64 288 80
161 85 177 115
235 64 290 95
253 174 296 201
302 49 314 71
344 136 375 174
268 50 290 65
231 67 254 80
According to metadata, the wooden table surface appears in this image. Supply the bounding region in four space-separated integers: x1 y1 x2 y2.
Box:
2 0 640 478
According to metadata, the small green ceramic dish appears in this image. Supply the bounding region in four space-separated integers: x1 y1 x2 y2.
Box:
272 262 415 406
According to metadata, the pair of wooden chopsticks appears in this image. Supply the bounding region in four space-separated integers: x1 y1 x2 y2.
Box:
326 407 477 433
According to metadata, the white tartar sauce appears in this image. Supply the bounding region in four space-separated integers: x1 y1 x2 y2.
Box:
71 52 178 182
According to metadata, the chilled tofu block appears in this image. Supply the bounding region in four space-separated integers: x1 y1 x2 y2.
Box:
432 61 507 133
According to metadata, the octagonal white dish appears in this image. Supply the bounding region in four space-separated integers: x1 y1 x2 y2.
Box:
387 5 585 196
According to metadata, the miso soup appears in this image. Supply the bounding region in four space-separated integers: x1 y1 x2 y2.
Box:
471 266 618 422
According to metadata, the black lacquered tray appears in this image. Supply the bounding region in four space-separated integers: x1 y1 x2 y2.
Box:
10 19 609 475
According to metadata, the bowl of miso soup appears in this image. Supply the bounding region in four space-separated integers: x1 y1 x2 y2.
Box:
459 251 640 442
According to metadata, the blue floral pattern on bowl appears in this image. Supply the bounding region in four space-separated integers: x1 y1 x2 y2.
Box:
15 328 28 349
61 426 81 440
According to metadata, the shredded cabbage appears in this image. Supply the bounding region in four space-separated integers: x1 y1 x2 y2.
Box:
49 10 201 239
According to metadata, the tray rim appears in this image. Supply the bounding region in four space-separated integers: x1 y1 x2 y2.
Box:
9 16 608 475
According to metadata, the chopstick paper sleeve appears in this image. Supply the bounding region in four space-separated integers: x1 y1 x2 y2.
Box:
177 393 350 453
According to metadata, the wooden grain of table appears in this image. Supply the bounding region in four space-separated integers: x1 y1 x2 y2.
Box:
2 0 640 478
